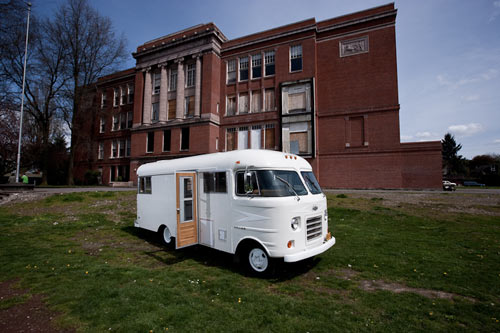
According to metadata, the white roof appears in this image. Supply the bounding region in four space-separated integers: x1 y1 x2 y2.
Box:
137 150 312 176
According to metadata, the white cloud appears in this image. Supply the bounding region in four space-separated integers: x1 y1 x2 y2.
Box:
494 139 500 144
401 135 413 141
448 123 484 137
401 132 440 142
490 1 500 21
437 69 498 89
415 132 433 138
461 94 480 102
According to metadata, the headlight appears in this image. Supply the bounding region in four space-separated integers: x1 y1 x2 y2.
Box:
324 209 328 222
291 216 300 230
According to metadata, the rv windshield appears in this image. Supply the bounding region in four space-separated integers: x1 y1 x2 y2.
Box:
301 171 322 194
236 170 308 197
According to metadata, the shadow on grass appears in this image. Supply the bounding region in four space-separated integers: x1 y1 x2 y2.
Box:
122 225 318 280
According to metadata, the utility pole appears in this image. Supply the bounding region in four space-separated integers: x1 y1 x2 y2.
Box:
15 2 31 183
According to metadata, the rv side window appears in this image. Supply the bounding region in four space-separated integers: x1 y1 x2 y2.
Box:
139 176 152 194
203 172 227 193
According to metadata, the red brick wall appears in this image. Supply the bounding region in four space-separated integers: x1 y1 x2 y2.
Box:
202 52 221 116
318 152 403 189
401 142 442 189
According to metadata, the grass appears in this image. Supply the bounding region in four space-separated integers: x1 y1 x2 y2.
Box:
1 191 500 331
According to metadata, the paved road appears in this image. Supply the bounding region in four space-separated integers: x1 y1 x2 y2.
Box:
324 188 500 195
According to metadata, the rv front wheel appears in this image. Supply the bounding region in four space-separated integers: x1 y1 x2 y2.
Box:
248 247 270 273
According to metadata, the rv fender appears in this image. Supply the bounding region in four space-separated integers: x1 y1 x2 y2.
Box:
234 237 270 262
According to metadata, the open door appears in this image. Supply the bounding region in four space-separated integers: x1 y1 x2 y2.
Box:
176 172 198 248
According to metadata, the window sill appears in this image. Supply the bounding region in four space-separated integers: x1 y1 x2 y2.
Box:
250 77 262 81
290 69 303 74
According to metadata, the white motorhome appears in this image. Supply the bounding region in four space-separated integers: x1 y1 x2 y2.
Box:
135 149 335 274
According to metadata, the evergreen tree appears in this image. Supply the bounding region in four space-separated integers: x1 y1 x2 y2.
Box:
441 133 466 176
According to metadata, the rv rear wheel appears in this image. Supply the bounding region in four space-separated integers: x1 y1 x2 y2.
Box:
159 226 173 246
247 246 272 275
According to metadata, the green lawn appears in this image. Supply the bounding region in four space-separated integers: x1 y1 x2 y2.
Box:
0 191 499 332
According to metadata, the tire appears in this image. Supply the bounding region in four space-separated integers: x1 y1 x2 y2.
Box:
158 225 174 247
246 245 274 276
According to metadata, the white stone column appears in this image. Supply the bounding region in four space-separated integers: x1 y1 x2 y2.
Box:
143 69 152 124
159 65 168 122
194 56 202 117
175 59 185 119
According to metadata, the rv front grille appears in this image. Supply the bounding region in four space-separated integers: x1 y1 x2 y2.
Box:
306 216 322 242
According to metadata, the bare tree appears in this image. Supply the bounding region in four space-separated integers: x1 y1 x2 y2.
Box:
50 0 127 184
0 1 69 184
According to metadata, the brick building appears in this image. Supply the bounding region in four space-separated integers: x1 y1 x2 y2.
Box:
75 3 442 189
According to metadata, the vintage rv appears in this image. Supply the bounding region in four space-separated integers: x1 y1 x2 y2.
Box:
135 150 335 274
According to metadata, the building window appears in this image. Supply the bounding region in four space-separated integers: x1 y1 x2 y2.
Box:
185 96 194 118
226 96 236 116
290 45 302 72
119 139 125 157
203 172 227 193
127 111 133 128
265 124 275 149
169 69 177 91
138 176 152 194
127 84 134 104
181 127 189 151
163 129 171 152
186 63 195 87
265 88 275 111
252 54 262 79
147 132 154 153
153 71 161 95
112 115 119 131
126 138 131 156
227 59 236 84
113 88 119 106
239 57 248 81
152 102 159 122
251 125 262 149
98 142 104 159
350 116 365 147
168 99 176 120
216 137 219 151
99 117 106 133
238 127 249 150
251 91 261 113
101 92 107 109
111 140 117 158
120 112 126 129
226 128 236 151
120 86 126 105
238 93 249 114
265 51 275 76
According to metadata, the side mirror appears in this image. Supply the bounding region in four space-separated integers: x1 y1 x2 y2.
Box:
244 172 254 194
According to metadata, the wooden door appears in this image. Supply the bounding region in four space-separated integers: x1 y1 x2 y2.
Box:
176 172 198 248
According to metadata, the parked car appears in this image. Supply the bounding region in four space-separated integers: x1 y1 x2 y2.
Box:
463 181 485 187
442 180 456 191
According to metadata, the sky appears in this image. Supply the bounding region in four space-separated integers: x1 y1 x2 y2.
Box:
32 0 500 159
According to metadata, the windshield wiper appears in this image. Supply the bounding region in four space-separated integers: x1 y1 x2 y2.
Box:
276 176 300 201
